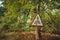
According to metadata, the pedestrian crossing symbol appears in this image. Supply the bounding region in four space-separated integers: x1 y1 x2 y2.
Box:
31 13 43 26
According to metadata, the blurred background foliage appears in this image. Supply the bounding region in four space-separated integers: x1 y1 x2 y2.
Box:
0 0 60 33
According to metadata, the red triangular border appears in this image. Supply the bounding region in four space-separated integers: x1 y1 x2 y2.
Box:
30 13 44 27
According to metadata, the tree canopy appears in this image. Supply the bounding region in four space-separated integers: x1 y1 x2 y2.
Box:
0 0 60 32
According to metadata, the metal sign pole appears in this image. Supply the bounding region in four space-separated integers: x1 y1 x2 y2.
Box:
35 25 42 40
35 26 40 40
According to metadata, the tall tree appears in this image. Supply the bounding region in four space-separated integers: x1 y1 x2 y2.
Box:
0 0 60 32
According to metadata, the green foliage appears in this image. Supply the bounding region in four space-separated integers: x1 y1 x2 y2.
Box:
0 7 6 16
0 0 60 32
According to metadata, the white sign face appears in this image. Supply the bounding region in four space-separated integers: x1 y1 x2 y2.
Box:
31 14 43 26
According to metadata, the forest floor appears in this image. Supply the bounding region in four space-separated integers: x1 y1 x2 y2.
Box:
0 31 60 40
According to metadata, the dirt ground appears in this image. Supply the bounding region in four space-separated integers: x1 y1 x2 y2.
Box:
0 32 60 40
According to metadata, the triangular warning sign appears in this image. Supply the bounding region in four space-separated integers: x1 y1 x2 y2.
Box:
31 13 43 26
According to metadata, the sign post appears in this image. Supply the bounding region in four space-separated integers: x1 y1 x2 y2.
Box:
35 26 40 40
30 13 43 40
